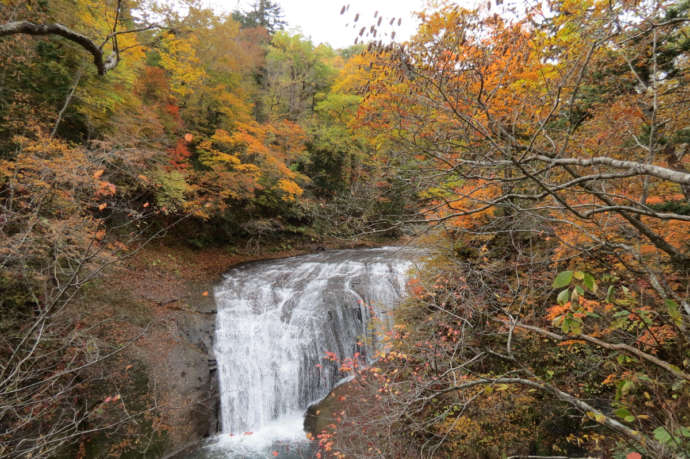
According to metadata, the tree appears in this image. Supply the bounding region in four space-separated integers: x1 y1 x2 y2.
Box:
0 130 169 456
262 32 338 121
232 0 286 34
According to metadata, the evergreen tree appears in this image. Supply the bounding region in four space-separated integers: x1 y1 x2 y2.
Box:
232 0 286 34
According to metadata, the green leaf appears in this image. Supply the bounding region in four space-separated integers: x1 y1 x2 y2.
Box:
575 285 585 296
665 299 681 325
636 373 652 383
553 271 574 288
558 289 570 305
653 426 672 444
614 407 635 423
621 379 634 395
583 272 597 293
570 319 583 335
680 426 690 438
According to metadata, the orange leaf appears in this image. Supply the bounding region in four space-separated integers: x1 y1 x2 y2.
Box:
626 453 642 459
202 291 209 297
184 133 194 142
93 169 104 179
98 203 107 211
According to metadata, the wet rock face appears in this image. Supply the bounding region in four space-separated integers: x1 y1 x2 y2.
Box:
135 281 222 459
172 285 222 439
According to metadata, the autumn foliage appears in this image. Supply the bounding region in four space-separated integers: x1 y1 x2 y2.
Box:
2 0 689 457
312 0 690 458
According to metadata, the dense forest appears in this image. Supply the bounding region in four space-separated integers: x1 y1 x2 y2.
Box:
0 0 688 458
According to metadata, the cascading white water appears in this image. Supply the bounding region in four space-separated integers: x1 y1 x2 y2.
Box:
210 247 415 455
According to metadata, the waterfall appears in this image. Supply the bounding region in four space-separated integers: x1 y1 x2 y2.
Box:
212 247 415 451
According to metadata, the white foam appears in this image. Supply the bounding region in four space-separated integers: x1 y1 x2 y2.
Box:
206 411 308 455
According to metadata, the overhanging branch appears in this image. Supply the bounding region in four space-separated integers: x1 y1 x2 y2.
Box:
531 155 690 185
0 21 117 75
0 17 163 76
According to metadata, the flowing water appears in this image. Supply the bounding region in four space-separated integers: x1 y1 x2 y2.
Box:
190 247 417 458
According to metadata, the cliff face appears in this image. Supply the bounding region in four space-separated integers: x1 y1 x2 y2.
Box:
75 244 228 457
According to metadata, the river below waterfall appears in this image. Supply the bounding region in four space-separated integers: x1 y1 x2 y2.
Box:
184 247 418 458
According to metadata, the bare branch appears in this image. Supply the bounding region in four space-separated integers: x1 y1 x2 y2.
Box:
0 21 115 75
0 17 163 75
495 319 690 382
531 155 690 185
